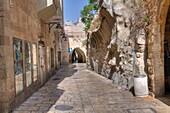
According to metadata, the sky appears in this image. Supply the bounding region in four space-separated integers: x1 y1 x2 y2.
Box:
64 0 89 23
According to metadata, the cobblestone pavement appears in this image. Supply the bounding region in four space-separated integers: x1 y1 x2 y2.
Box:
13 64 170 113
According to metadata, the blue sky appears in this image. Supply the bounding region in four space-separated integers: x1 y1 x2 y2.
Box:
64 0 88 23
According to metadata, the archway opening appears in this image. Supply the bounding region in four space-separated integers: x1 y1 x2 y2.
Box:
70 48 86 63
164 6 170 94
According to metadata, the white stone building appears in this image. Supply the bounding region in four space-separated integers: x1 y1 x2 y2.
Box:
62 20 87 64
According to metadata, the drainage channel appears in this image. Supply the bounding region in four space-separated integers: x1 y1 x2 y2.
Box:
55 105 74 111
52 77 61 81
126 108 157 113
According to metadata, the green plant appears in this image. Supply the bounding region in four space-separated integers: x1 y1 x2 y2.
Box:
81 0 99 32
142 14 149 22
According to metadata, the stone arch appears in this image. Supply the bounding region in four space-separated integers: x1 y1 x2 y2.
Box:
154 0 170 96
91 36 99 49
160 0 170 52
70 48 86 63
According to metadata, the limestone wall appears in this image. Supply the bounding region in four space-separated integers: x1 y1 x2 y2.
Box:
0 0 61 112
0 0 7 112
87 0 170 97
146 0 170 96
64 22 87 63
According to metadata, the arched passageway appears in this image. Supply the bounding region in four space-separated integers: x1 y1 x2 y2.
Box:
157 0 170 95
164 6 170 94
70 48 86 63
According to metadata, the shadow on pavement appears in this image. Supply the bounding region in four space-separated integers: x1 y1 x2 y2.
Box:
157 94 170 106
12 64 78 113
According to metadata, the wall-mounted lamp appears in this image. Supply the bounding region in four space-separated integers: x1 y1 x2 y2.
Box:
59 33 67 41
62 33 67 41
44 22 63 33
38 36 45 47
56 22 63 30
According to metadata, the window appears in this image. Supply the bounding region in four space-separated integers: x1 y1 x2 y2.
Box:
32 44 38 82
51 48 54 68
47 47 51 72
58 51 61 62
25 42 32 87
13 38 24 94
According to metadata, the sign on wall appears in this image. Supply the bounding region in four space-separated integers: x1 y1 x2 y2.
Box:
68 48 72 52
32 44 38 82
13 38 24 94
25 42 32 87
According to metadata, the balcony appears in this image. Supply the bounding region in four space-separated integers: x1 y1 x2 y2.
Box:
36 0 57 20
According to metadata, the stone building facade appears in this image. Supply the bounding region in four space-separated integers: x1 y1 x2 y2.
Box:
0 0 64 112
62 21 87 64
87 0 170 97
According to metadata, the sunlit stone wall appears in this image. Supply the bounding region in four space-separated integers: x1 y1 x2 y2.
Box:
88 0 166 96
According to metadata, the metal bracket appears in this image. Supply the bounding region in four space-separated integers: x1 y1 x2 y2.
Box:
44 22 60 33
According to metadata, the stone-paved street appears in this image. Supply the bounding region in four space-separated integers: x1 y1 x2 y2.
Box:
12 64 170 113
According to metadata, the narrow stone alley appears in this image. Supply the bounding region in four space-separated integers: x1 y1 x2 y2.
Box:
12 64 170 113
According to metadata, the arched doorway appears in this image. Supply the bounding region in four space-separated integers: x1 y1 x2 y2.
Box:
70 48 86 63
164 6 170 94
158 0 170 95
147 0 170 96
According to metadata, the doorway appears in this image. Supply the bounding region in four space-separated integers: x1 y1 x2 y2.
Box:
39 46 46 86
70 48 86 63
164 6 170 94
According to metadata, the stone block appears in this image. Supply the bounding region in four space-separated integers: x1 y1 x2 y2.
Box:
8 89 15 103
6 77 15 91
5 57 14 74
5 44 13 56
4 35 11 46
0 34 5 45
154 81 165 97
154 44 161 52
0 69 6 79
148 67 153 74
147 36 154 45
137 35 145 45
0 57 6 70
0 79 6 92
0 17 3 26
0 11 4 17
39 106 50 112
0 46 5 57
108 57 116 65
148 52 153 59
0 102 10 113
0 91 7 102
112 72 120 85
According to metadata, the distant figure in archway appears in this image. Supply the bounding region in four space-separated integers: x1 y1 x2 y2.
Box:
70 48 86 63
72 50 78 63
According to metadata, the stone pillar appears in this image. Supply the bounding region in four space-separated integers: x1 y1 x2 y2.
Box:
0 44 9 113
0 1 9 112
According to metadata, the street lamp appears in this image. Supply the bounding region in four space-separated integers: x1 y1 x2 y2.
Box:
38 36 45 47
62 33 67 41
55 22 63 30
45 22 63 33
